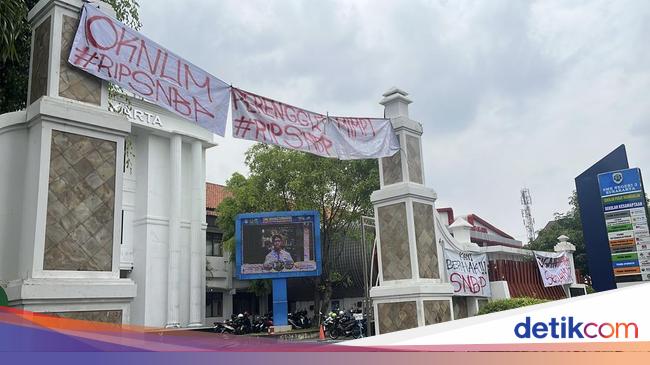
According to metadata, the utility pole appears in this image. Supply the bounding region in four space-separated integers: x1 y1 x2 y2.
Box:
521 187 536 243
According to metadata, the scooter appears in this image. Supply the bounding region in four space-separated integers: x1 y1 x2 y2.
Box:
322 312 339 339
288 310 311 329
329 310 366 339
213 318 236 334
232 313 253 335
252 314 273 333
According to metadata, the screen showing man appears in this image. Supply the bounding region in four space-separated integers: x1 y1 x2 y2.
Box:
239 213 318 276
263 234 294 271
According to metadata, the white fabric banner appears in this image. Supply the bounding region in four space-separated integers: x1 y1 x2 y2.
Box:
444 248 491 297
534 251 574 287
230 87 400 159
68 4 230 136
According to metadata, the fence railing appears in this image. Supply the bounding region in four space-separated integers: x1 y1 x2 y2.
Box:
488 259 566 300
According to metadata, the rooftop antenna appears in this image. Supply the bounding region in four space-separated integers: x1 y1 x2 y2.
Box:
520 187 536 244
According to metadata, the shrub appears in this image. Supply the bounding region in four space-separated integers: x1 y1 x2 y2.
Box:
0 286 7 307
478 297 548 315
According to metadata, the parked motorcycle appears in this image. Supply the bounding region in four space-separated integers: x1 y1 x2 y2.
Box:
322 311 339 339
232 313 253 335
288 309 311 330
214 312 274 335
325 310 366 340
252 313 273 333
213 314 237 334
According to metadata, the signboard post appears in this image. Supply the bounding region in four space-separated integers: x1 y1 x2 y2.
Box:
235 211 321 328
575 144 629 291
597 168 650 283
271 279 288 327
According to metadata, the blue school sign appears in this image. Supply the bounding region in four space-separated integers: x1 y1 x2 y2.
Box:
598 168 643 198
575 145 629 291
597 168 649 283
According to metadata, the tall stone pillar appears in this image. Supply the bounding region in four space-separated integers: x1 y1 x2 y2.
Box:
554 235 578 297
166 134 182 328
370 88 454 334
1 0 135 323
27 0 109 108
189 140 204 326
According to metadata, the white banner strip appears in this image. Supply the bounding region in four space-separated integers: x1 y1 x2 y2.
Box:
534 250 574 287
444 248 491 297
231 87 400 159
68 4 230 136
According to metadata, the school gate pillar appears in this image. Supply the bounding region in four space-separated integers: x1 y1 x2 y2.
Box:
0 0 135 322
370 88 454 334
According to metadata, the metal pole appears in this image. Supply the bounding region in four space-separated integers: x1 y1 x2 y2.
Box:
272 278 288 326
361 215 374 337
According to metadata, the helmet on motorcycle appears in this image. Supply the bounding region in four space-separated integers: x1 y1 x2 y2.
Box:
329 312 337 318
339 310 345 316
237 313 244 318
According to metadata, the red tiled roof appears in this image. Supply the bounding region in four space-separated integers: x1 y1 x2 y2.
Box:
437 207 455 225
466 213 515 239
437 207 515 240
206 183 232 212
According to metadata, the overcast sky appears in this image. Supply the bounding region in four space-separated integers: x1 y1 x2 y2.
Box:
139 0 650 243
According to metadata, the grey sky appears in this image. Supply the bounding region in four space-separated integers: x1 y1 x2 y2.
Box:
139 0 650 242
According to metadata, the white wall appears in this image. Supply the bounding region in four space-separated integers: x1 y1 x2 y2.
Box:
125 110 214 327
0 115 28 285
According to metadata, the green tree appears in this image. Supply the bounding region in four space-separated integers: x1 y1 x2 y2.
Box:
0 0 140 113
0 0 29 62
528 191 588 277
0 0 35 112
217 144 379 320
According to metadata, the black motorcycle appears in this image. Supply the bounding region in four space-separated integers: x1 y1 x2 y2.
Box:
232 313 253 335
288 310 310 330
322 312 339 339
251 313 273 333
327 311 366 339
213 315 237 334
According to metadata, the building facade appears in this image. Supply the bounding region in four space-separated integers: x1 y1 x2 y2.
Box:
0 0 583 331
0 0 214 328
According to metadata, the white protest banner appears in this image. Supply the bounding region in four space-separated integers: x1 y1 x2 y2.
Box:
444 248 491 297
230 87 400 159
533 251 574 287
68 4 230 136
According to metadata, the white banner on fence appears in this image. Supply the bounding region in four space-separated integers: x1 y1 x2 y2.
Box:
444 248 491 297
68 4 230 136
230 87 400 159
534 251 573 287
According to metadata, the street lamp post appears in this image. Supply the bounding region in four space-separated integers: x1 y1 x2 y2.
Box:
361 215 375 337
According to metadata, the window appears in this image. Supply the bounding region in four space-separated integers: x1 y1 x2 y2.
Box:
206 232 223 257
206 291 223 317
